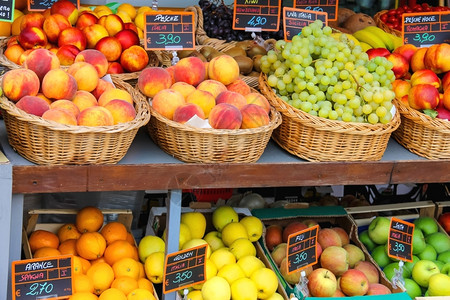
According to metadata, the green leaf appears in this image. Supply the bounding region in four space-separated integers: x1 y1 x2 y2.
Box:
423 109 438 118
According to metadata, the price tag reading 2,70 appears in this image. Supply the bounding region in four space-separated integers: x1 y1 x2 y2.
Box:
286 225 319 274
163 244 207 294
233 0 281 32
388 217 414 262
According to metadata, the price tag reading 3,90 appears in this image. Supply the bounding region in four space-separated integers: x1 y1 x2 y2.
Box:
286 225 319 274
402 11 450 47
388 217 414 262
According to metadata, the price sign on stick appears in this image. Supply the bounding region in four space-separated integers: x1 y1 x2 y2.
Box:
233 0 281 32
286 225 319 273
294 0 338 21
402 11 450 47
283 7 327 41
388 217 414 262
144 11 195 51
12 255 73 300
28 0 79 11
0 0 14 22
163 244 207 294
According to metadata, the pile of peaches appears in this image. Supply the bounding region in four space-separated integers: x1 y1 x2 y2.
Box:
137 54 272 130
4 0 151 74
1 48 137 126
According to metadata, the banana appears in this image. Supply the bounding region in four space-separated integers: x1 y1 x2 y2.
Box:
362 26 395 51
390 34 404 50
359 42 373 52
353 29 387 49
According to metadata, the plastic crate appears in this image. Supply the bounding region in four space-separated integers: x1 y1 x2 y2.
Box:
183 188 233 202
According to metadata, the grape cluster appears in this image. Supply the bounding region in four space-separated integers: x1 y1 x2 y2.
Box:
260 20 396 124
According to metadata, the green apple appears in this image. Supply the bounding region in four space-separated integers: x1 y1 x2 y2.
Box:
412 228 426 255
425 232 450 254
383 261 411 280
368 216 390 245
359 230 376 251
441 262 450 275
428 273 450 296
418 244 437 261
403 278 422 299
404 255 420 276
414 217 438 236
412 260 440 288
371 244 392 268
437 250 450 263
433 260 444 271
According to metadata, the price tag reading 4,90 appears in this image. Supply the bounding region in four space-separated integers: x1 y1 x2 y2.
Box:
233 0 281 32
388 217 414 262
163 244 207 294
286 225 319 274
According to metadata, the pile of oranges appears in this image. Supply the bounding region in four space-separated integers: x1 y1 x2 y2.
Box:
27 206 156 300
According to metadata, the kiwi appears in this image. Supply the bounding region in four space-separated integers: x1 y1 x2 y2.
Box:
246 45 267 58
247 71 261 77
177 50 195 59
208 51 225 60
187 50 207 62
224 46 247 58
199 46 218 60
235 40 255 51
233 55 253 75
252 54 263 73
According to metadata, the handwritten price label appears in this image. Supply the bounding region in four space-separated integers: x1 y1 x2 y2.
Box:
286 225 319 274
0 0 14 22
402 11 450 47
28 0 79 11
294 0 338 21
233 0 281 32
283 7 327 41
388 217 414 262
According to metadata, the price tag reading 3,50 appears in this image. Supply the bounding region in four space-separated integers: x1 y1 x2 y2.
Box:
388 217 414 262
286 225 319 274
402 11 450 47
233 0 281 32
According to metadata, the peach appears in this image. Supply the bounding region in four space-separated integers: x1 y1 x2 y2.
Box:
197 79 227 98
165 65 176 84
36 93 52 105
123 22 139 35
92 78 114 99
77 106 114 126
244 92 271 114
75 49 109 77
41 69 77 101
174 56 206 86
408 84 440 110
18 49 33 65
20 13 45 30
95 36 122 62
204 61 209 79
119 45 149 73
393 43 417 64
442 88 450 111
424 43 450 74
185 90 216 118
107 62 124 74
42 108 77 125
103 99 136 124
386 53 409 79
442 72 450 92
98 14 124 36
50 99 80 118
98 88 133 106
137 67 172 98
208 103 242 129
67 61 99 92
410 47 427 73
410 69 441 88
1 68 40 102
226 79 251 96
240 104 269 129
75 11 98 31
57 27 86 51
317 228 342 249
151 89 185 120
215 91 247 110
56 44 80 66
4 44 25 65
208 54 240 85
71 90 98 112
170 82 196 99
173 103 205 124
23 48 60 81
18 26 48 49
114 29 139 50
43 13 71 43
82 24 109 49
16 95 50 116
392 79 411 100
50 0 79 25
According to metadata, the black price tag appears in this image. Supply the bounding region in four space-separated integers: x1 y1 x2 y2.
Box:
163 244 207 294
28 0 79 12
143 11 195 51
232 0 281 32
402 11 450 47
12 255 73 300
283 7 327 41
294 0 338 21
0 0 14 22
286 225 319 273
388 217 414 262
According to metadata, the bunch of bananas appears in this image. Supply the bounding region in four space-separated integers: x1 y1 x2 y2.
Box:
352 26 403 52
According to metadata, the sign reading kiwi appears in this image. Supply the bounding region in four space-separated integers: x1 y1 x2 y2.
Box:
283 7 328 41
402 11 450 47
388 217 414 262
144 11 195 51
232 0 282 32
0 0 14 22
294 0 338 21
28 0 79 11
286 225 319 273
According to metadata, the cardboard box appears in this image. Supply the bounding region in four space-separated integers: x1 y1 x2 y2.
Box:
252 206 409 300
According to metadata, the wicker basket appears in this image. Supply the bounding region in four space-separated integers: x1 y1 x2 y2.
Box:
258 73 401 162
0 77 150 165
374 10 402 37
392 98 450 159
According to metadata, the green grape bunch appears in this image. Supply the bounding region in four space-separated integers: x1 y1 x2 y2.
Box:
260 20 396 124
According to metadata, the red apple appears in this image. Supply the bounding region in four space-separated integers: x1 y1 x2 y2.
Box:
340 269 369 296
282 221 308 243
410 69 441 88
408 84 440 110
320 246 349 276
307 268 337 297
366 283 391 295
354 260 380 284
265 224 283 251
438 212 450 234
386 52 409 79
366 48 390 60
317 228 342 249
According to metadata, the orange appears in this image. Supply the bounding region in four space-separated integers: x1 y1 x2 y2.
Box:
76 232 106 260
100 221 128 245
99 288 127 300
69 292 98 300
33 247 61 258
76 206 104 233
137 278 154 293
73 255 91 274
0 21 12 36
58 239 78 255
111 277 139 296
91 256 107 265
58 223 82 242
127 288 156 300
104 240 138 266
112 257 140 280
28 229 60 253
126 232 136 245
73 274 94 293
137 262 145 278
86 262 115 295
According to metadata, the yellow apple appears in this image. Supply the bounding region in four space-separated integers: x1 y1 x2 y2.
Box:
138 235 165 263
250 267 278 299
266 292 285 300
186 290 203 300
210 247 236 270
229 238 256 260
193 259 218 290
212 205 239 232
201 276 231 300
428 273 450 296
221 222 248 247
203 231 225 252
239 216 263 242
144 251 165 284
182 238 211 258
163 223 191 250
236 255 265 278
217 263 246 285
181 212 206 239
231 277 258 300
